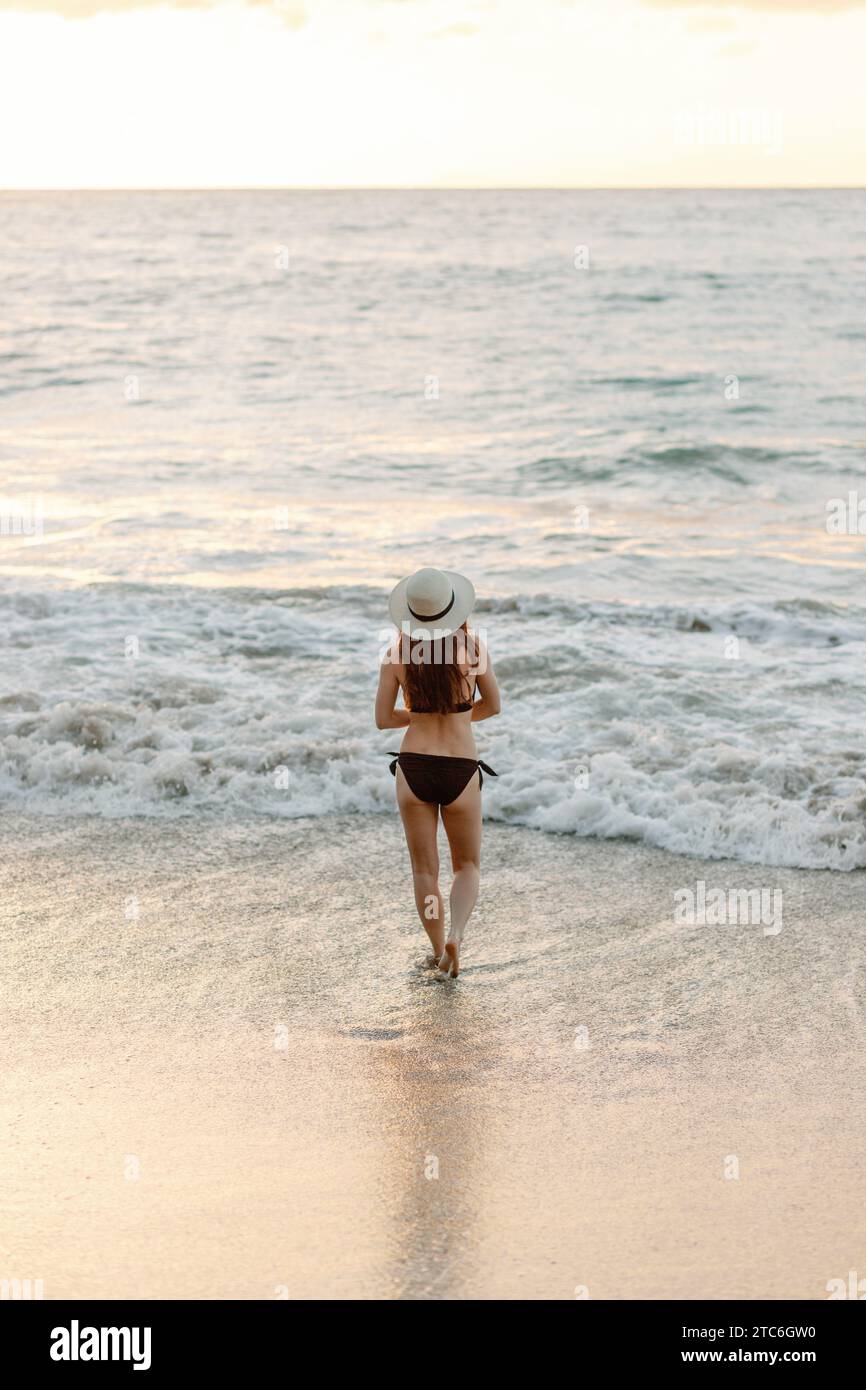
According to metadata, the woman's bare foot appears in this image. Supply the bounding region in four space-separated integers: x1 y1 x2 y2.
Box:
436 940 460 978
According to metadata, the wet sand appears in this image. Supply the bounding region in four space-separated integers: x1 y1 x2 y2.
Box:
2 812 863 1300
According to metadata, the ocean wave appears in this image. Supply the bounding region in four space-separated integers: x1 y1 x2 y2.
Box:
0 582 863 870
515 441 823 485
594 374 700 388
1 696 862 871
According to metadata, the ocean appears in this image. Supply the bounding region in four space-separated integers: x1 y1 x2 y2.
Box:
1 188 864 869
4 190 866 1301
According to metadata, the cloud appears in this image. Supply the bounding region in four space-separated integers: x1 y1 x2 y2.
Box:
272 0 308 24
430 21 479 38
0 0 309 21
0 0 204 11
686 14 737 28
8 0 865 21
645 0 866 11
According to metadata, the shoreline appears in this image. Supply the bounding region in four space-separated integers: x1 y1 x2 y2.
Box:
5 806 863 874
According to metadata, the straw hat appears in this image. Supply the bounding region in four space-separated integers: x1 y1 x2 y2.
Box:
388 566 475 639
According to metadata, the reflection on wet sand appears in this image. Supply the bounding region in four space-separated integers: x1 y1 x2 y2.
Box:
345 976 501 1300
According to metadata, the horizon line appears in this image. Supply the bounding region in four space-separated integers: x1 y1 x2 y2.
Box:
1 183 864 194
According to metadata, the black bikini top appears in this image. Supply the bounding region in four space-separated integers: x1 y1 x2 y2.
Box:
407 676 476 716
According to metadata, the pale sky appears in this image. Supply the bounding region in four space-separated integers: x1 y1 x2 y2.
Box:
0 0 864 187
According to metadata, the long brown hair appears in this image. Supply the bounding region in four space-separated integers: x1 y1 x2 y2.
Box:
402 622 477 714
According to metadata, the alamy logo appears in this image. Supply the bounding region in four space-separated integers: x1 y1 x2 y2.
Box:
50 1321 152 1372
0 1277 44 1300
826 1270 866 1300
826 491 866 535
0 496 44 541
674 880 782 936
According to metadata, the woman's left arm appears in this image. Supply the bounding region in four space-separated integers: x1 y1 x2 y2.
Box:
470 638 501 721
375 651 411 729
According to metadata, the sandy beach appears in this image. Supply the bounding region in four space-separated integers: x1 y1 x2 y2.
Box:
2 811 862 1300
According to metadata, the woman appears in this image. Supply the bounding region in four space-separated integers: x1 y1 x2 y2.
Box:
376 567 501 979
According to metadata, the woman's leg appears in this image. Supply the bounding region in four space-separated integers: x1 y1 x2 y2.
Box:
395 767 445 960
439 773 482 977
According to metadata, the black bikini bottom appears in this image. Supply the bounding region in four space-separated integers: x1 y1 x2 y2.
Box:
388 750 498 806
